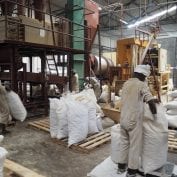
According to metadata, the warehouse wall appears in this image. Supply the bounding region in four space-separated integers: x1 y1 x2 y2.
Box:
157 37 177 67
92 33 117 55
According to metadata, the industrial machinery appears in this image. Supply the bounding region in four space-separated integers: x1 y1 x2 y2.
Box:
0 0 92 115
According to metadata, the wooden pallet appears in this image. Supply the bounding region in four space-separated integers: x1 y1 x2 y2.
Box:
28 118 50 132
28 118 111 153
168 129 177 153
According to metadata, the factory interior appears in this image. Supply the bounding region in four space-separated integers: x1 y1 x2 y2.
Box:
0 0 177 177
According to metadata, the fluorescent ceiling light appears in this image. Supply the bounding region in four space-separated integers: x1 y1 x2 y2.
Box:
120 19 128 24
128 5 177 28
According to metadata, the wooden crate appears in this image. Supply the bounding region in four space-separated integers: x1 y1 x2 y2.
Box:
101 107 120 123
28 118 111 153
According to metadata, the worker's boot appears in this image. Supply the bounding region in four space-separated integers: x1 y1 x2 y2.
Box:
126 168 137 177
0 123 10 135
117 163 127 174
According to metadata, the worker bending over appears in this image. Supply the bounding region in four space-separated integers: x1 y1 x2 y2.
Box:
117 65 157 177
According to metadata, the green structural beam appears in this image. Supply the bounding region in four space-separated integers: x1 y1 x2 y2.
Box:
67 0 85 89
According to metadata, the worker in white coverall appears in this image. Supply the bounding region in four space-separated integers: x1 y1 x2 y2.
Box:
0 84 10 135
71 70 79 93
117 65 157 177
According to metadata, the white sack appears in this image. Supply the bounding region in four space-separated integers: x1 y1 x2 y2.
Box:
166 109 177 115
164 101 177 109
96 114 103 131
110 124 121 164
81 89 103 114
142 104 168 174
49 98 60 138
56 97 68 139
87 156 177 177
0 147 8 177
166 114 177 128
87 156 126 177
72 92 99 134
168 90 177 98
67 99 88 146
6 91 27 121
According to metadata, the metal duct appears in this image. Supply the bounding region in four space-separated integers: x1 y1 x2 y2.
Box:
93 56 114 75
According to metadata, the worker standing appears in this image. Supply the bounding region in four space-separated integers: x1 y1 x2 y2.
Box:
117 65 157 177
0 84 10 135
71 70 79 93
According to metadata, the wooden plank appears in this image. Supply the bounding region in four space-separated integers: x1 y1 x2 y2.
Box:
80 133 111 147
33 121 50 128
86 137 111 150
37 119 49 124
77 131 107 144
4 159 46 177
168 145 177 150
28 123 49 132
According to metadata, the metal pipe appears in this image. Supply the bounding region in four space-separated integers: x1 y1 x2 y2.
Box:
97 24 102 91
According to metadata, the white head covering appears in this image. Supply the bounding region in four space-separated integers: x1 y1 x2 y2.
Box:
134 65 151 77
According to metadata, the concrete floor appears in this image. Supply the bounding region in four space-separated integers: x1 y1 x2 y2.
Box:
1 117 177 177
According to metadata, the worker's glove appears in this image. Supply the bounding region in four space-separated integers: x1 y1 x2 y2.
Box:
153 114 157 120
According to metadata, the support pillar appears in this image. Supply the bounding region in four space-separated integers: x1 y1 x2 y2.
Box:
67 0 85 89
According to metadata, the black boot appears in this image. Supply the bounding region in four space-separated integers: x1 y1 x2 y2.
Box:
0 123 10 135
117 163 127 174
126 168 137 177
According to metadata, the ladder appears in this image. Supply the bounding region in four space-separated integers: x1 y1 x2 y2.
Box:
135 28 161 102
46 55 59 76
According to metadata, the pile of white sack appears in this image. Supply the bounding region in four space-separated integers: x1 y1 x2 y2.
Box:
49 88 104 146
164 90 177 128
110 103 168 175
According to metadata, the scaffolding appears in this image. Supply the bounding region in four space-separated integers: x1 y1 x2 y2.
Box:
0 0 91 115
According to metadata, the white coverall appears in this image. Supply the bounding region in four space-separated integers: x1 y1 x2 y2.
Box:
0 86 10 124
118 78 154 170
71 73 79 93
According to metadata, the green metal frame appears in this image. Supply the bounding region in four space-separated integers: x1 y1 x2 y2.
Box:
67 0 85 89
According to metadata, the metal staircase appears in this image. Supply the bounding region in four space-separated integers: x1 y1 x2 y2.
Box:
46 55 59 76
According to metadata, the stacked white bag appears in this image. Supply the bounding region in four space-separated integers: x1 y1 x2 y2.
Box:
49 90 103 146
66 98 88 146
49 98 61 138
6 91 27 122
142 103 168 174
165 90 177 128
56 97 68 139
72 90 99 134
